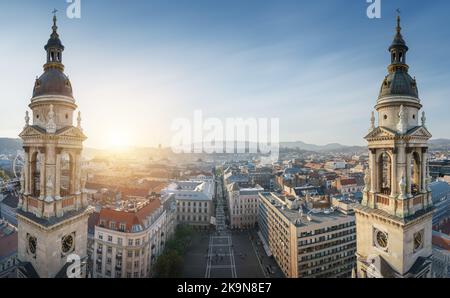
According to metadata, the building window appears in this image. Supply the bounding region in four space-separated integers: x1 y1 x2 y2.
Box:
127 251 133 258
119 223 126 232
128 239 133 246
135 239 141 246
108 235 113 242
117 238 123 246
107 246 112 254
107 258 112 265
110 222 116 230
98 233 103 240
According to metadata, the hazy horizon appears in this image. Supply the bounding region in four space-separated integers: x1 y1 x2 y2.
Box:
1 0 450 149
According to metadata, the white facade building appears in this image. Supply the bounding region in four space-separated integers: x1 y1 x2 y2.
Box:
227 183 264 229
92 197 175 278
162 180 214 229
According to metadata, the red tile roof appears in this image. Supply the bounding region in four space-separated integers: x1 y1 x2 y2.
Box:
97 199 161 233
432 233 450 251
0 231 18 259
340 178 357 186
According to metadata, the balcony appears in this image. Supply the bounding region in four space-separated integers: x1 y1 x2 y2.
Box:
380 188 391 196
97 249 103 254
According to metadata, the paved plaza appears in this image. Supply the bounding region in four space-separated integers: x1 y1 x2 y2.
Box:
182 177 283 278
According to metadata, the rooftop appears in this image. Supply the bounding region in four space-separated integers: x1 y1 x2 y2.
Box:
259 192 352 228
163 180 214 201
97 198 161 233
0 220 18 259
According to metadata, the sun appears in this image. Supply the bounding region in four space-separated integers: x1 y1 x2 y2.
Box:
106 129 133 150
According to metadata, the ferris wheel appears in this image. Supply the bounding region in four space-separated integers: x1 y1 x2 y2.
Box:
13 150 25 179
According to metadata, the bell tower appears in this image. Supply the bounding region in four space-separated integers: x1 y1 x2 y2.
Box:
354 16 434 278
16 14 92 278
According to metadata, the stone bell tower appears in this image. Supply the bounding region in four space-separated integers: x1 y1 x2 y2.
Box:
354 16 434 278
16 14 92 278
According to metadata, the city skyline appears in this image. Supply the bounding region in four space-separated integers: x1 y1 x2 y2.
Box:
1 0 450 150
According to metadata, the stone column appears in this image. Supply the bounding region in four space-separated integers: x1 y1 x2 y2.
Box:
55 150 62 199
421 148 428 193
370 149 377 194
405 149 412 198
390 149 397 197
39 149 46 201
23 150 30 196
75 152 82 195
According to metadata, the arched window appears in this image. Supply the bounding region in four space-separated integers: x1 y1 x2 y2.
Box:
31 152 41 197
411 152 421 195
60 153 73 197
378 152 392 195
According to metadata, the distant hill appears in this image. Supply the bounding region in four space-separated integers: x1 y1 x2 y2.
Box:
280 141 365 153
1 137 449 156
281 139 450 153
429 139 450 151
0 138 22 155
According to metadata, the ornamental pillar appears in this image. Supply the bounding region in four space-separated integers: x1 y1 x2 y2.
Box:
421 148 427 193
390 149 397 197
405 148 412 198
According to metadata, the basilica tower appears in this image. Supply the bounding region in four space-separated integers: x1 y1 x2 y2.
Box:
16 15 92 278
354 16 434 278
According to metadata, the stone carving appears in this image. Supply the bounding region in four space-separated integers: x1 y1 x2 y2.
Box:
421 111 427 128
364 167 371 192
81 168 88 191
399 175 407 199
369 111 376 132
77 111 82 131
426 173 432 192
46 104 57 133
397 105 408 134
19 167 25 193
25 111 30 128
45 172 55 202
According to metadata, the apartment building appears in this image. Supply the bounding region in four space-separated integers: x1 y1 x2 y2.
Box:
0 220 18 278
227 183 264 229
258 192 356 278
162 180 214 229
93 196 175 278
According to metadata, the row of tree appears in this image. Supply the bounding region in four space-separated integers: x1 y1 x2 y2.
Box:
153 225 195 278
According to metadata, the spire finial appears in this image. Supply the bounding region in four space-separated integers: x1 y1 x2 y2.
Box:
52 9 58 33
396 10 402 34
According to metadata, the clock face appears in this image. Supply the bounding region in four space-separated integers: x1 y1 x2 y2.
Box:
375 230 388 249
414 231 424 251
62 234 75 254
28 235 37 255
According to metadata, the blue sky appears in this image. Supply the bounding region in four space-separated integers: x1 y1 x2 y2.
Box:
0 0 449 148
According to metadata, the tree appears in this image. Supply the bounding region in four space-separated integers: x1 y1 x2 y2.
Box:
153 225 195 278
